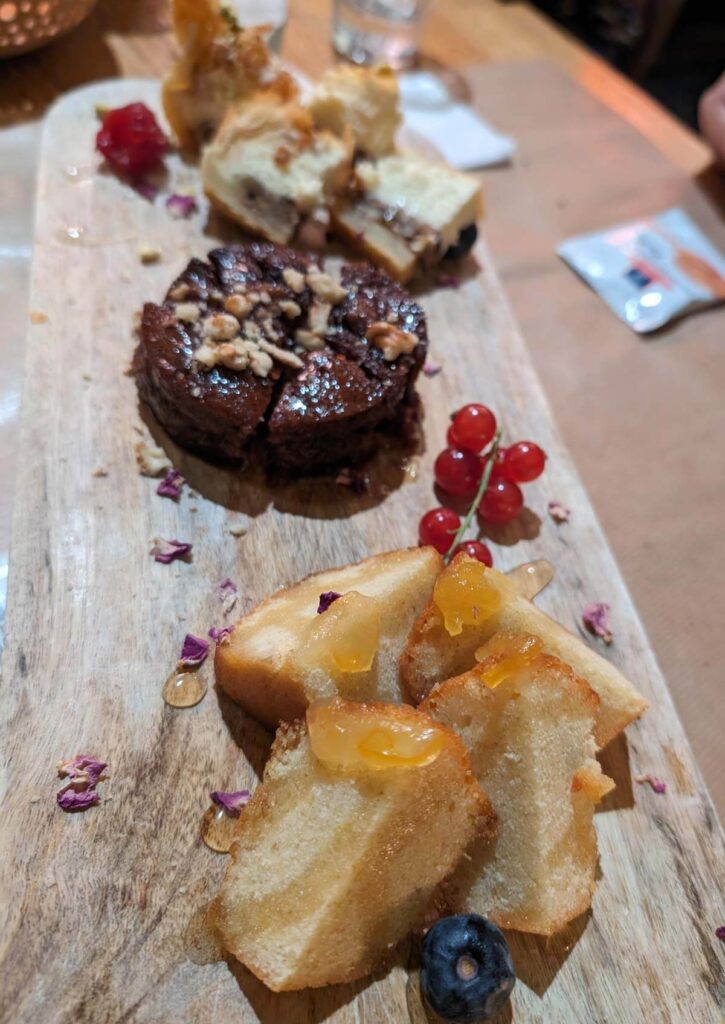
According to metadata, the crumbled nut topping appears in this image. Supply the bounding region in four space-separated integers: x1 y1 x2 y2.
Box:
282 267 305 293
295 329 326 351
203 313 240 342
306 270 347 304
175 303 201 323
224 294 253 319
309 301 331 337
138 245 161 265
366 321 418 361
135 441 172 477
169 283 191 301
257 339 304 369
279 300 302 319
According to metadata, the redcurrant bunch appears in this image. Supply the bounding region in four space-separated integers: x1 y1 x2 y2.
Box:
96 103 168 179
419 403 548 562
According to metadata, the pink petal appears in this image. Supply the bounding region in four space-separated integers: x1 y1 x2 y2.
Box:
150 538 193 564
317 591 341 614
582 601 613 644
210 790 251 816
548 500 571 524
179 633 209 668
156 469 185 500
635 774 667 794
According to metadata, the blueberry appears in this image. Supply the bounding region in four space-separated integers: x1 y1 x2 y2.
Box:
443 224 478 261
419 914 515 1023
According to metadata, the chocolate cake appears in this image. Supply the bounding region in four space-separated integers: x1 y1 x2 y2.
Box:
134 241 427 474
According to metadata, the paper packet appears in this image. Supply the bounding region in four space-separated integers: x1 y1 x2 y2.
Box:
558 207 725 333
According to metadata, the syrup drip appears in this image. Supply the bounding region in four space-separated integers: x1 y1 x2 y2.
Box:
162 670 207 708
308 699 443 770
201 804 239 853
505 559 555 600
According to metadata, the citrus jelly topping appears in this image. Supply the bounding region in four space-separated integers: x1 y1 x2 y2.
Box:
474 632 543 688
302 591 381 673
307 699 444 770
433 558 502 636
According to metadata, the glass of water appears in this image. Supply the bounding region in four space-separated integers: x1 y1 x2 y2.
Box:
332 0 431 69
232 0 287 52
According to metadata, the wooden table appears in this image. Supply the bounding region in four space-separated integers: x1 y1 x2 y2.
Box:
0 0 722 823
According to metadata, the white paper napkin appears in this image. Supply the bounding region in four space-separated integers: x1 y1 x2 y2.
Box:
398 71 516 170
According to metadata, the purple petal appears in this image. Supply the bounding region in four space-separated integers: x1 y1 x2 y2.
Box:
317 591 342 614
57 755 107 787
208 625 234 646
166 193 197 219
716 926 725 942
134 179 159 202
150 538 193 564
218 578 238 599
210 790 251 817
635 774 667 794
422 362 443 378
156 469 185 500
548 500 571 524
582 602 613 644
179 633 209 669
437 273 460 289
57 788 100 812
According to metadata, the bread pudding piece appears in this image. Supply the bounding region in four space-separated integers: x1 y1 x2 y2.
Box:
400 554 648 747
307 64 401 157
202 96 353 246
215 547 442 728
162 0 297 150
208 699 494 990
423 635 614 935
332 152 484 282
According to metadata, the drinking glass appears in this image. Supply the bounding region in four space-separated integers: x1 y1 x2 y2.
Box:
233 0 287 51
332 0 431 70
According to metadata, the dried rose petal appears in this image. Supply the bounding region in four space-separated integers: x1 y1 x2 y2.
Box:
635 774 667 794
335 467 369 493
208 625 234 646
179 633 209 669
317 591 341 614
218 578 238 615
548 500 571 524
716 926 725 942
150 538 193 564
210 790 251 817
134 179 159 202
57 755 107 787
423 362 443 378
57 788 100 811
582 602 613 644
156 469 185 500
166 193 198 219
438 273 460 289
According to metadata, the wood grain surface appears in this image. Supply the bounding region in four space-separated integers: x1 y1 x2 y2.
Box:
0 78 723 1024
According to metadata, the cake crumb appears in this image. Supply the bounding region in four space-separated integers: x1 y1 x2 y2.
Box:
229 523 247 537
138 244 161 265
30 311 49 325
91 467 109 478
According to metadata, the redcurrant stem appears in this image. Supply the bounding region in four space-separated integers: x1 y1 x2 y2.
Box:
443 428 502 566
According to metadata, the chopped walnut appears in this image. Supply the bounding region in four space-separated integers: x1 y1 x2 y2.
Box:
224 294 253 319
250 349 274 377
366 321 418 361
203 313 240 342
306 270 347 304
309 301 331 337
279 300 302 319
138 245 161 265
257 339 304 369
175 303 201 323
135 441 172 477
282 267 305 293
295 329 326 351
169 283 191 301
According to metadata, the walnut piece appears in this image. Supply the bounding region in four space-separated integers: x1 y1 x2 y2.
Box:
279 300 302 319
175 303 200 323
257 339 304 369
224 294 253 319
295 329 326 351
306 270 347 304
366 321 418 361
203 313 240 342
282 267 305 293
135 441 172 477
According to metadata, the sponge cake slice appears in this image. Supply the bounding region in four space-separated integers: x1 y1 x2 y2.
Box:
208 699 494 990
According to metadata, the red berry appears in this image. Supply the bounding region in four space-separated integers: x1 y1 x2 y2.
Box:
488 445 512 482
446 424 458 448
434 447 483 498
448 404 497 454
96 103 168 178
477 479 524 524
452 540 493 566
503 441 547 483
419 507 461 555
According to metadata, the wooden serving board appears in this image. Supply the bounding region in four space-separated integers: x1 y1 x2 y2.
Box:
0 79 722 1024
